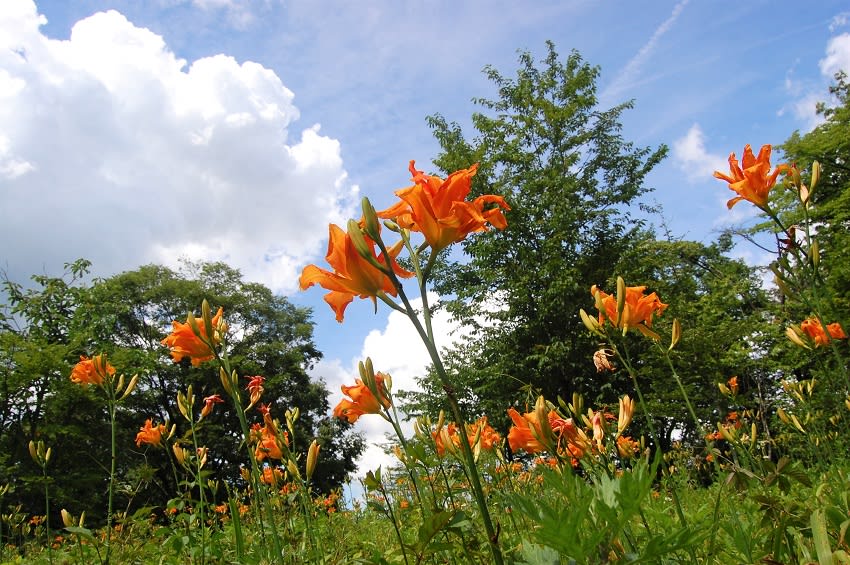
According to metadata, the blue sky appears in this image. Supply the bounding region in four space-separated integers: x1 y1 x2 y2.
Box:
2 0 848 476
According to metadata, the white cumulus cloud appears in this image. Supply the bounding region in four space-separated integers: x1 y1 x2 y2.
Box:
672 124 727 182
314 293 469 477
820 32 850 78
0 0 356 292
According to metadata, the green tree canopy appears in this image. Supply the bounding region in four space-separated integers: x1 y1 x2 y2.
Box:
406 42 665 421
0 260 363 522
402 43 780 452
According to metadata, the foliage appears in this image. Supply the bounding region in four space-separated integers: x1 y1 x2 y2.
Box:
404 42 667 425
0 260 362 527
780 71 850 317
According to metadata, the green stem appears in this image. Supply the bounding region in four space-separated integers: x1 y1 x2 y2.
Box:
188 416 206 565
660 349 707 441
379 477 410 565
43 465 51 565
106 389 117 564
385 405 426 511
216 349 284 562
373 234 504 564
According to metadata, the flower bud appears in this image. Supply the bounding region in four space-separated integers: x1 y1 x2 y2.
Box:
810 161 820 191
197 447 208 468
809 240 819 269
187 311 202 339
61 509 74 528
670 318 681 351
119 374 139 400
201 299 214 342
579 308 603 335
286 459 301 480
347 219 379 267
306 440 320 480
615 276 626 326
361 197 381 241
534 396 555 450
177 391 191 421
220 368 233 395
785 326 810 349
618 395 634 434
173 444 187 466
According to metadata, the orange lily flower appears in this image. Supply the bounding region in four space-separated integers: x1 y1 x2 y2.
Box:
727 376 739 395
135 419 167 447
507 407 549 454
254 425 286 461
377 161 510 253
468 416 501 452
200 394 224 419
433 422 460 457
434 417 501 457
300 223 413 323
332 373 391 423
799 317 848 347
591 284 667 336
260 466 283 485
245 375 266 405
161 307 224 366
616 436 640 458
713 144 789 209
70 354 115 387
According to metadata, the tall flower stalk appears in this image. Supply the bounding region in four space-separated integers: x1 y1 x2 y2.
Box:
68 354 137 564
715 149 848 382
28 440 52 565
300 161 510 564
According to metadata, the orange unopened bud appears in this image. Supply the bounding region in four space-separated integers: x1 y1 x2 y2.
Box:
173 444 187 467
197 447 208 468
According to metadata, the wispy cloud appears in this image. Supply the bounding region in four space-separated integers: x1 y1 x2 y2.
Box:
600 0 690 104
829 12 849 33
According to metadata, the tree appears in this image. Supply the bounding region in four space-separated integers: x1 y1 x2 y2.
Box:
0 260 363 523
780 71 850 320
405 42 666 428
